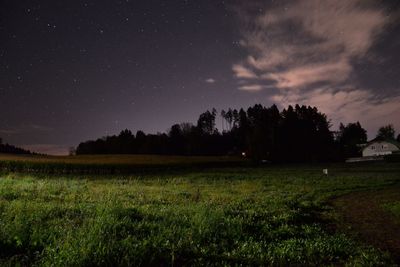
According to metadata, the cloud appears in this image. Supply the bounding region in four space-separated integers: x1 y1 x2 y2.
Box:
239 84 264 92
270 87 400 135
234 0 387 89
205 78 216 84
262 59 352 89
232 64 258 79
233 0 399 135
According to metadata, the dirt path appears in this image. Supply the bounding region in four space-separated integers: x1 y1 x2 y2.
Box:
332 187 400 263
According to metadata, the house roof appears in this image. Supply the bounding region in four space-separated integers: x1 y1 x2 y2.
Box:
365 137 400 149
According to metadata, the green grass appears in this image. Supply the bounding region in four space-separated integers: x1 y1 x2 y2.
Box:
383 202 400 218
1 163 399 265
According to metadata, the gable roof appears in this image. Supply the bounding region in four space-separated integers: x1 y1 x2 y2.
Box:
365 137 400 149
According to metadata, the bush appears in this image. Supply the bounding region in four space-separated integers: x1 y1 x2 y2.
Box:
384 153 400 162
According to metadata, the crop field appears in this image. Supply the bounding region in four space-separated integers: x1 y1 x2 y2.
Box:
0 154 243 165
0 154 245 174
0 156 400 266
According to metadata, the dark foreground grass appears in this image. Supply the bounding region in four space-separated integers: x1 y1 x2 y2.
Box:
1 163 400 266
383 202 400 218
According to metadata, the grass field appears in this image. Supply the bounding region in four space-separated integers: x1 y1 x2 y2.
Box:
0 155 400 265
0 154 246 174
384 202 400 218
0 154 243 165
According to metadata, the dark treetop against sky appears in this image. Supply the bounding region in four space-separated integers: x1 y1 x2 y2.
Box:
1 0 399 155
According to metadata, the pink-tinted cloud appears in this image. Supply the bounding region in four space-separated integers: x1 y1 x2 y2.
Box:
233 0 398 136
263 59 352 89
232 64 257 79
234 0 386 89
205 78 216 84
270 87 400 136
238 84 264 92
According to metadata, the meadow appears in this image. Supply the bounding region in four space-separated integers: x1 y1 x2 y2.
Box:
0 154 245 174
0 155 399 266
0 154 242 166
383 202 400 219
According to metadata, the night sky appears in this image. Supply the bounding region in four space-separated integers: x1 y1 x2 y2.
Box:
1 0 399 155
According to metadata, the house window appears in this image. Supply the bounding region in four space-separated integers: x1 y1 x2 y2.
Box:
371 146 375 150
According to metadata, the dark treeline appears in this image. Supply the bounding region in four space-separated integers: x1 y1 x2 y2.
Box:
76 104 378 162
0 138 32 155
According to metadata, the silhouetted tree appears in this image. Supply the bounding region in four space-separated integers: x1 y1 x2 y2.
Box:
75 104 343 162
0 138 32 155
168 124 184 154
220 110 226 132
337 122 367 157
376 124 395 139
197 108 217 135
221 108 235 131
246 104 271 160
135 130 146 153
232 109 239 129
118 129 135 153
69 147 76 156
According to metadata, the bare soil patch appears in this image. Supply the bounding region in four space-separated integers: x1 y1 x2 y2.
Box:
332 186 400 263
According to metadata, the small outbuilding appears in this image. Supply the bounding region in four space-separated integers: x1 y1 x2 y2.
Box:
362 138 400 157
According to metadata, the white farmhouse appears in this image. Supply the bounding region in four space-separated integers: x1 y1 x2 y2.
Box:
362 138 400 157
